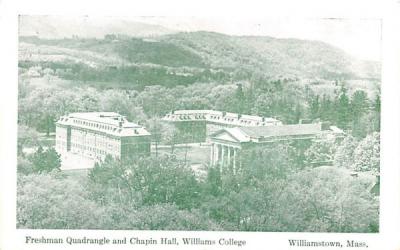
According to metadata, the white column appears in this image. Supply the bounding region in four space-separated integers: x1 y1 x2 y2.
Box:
233 148 236 174
215 144 219 165
221 145 225 171
227 146 231 172
210 143 214 165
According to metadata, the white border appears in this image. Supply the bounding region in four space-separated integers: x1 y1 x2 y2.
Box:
1 0 400 249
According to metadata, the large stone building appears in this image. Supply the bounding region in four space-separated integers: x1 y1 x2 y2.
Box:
162 110 282 143
56 112 151 166
209 123 344 173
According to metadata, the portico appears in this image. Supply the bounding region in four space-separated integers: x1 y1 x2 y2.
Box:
209 127 250 174
209 123 345 174
210 143 241 174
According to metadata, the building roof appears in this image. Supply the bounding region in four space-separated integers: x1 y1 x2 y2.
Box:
162 110 282 127
211 123 343 143
56 112 150 137
239 123 323 139
224 127 252 142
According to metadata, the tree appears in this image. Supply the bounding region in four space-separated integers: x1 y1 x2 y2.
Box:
203 166 222 196
237 143 299 188
17 125 39 156
88 155 202 209
304 139 336 166
352 132 380 174
147 118 163 157
162 124 179 154
351 112 380 138
319 94 335 122
121 204 221 230
137 86 175 116
335 85 351 129
308 95 320 120
233 83 246 114
176 96 211 110
349 90 371 138
333 136 358 169
17 156 34 175
252 93 274 117
17 173 105 229
200 179 288 231
277 166 379 232
30 147 61 173
350 90 369 121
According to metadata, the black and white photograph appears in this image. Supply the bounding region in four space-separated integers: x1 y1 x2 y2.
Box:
16 16 381 233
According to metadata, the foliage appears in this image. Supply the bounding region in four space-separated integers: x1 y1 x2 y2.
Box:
203 166 222 196
17 34 381 232
120 204 221 230
17 125 39 156
352 132 380 174
146 118 163 157
200 181 287 231
29 147 61 173
304 139 337 166
335 85 351 129
17 173 105 229
88 155 201 209
237 143 300 187
333 136 359 169
277 166 379 232
252 84 306 123
17 156 34 175
161 123 180 153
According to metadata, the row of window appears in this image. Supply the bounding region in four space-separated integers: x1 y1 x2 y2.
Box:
73 119 118 132
70 132 119 144
71 142 119 151
175 114 268 126
71 146 119 156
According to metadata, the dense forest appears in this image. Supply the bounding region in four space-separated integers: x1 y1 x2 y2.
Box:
17 31 380 232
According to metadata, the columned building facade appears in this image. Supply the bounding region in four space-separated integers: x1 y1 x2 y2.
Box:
210 123 344 173
210 143 240 174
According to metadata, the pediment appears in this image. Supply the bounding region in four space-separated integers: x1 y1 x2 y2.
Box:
213 131 241 142
211 128 250 143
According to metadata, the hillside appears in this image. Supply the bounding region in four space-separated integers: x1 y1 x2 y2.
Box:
158 31 380 80
19 31 381 89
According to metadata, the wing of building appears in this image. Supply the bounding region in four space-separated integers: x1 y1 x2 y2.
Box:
209 123 344 173
56 112 151 169
162 110 282 143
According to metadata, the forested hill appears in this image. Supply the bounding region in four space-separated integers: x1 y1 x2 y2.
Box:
19 31 380 88
158 31 380 80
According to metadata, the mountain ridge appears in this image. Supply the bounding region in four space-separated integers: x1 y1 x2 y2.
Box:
19 30 381 81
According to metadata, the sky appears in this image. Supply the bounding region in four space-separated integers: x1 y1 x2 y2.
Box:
128 17 382 61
